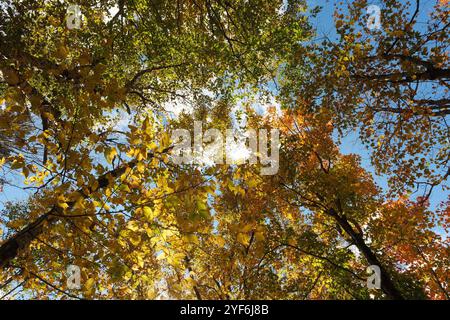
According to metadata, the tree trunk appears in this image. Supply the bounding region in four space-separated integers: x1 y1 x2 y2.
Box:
0 148 171 269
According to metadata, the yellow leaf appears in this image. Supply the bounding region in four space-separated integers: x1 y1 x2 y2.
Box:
255 231 265 242
2 68 19 85
126 221 140 232
55 45 69 59
136 162 145 174
213 236 226 248
57 194 69 209
129 233 141 246
156 251 166 260
185 234 199 244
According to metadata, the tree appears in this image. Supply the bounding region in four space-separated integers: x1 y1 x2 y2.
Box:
0 0 448 300
281 0 450 195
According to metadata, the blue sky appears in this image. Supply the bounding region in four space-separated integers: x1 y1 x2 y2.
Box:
306 0 448 205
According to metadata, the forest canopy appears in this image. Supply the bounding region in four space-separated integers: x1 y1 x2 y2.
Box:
0 0 448 300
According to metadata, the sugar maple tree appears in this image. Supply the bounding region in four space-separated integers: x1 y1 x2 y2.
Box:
282 0 450 195
0 0 448 299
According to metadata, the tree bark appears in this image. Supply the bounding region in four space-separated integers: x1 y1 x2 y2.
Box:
327 208 405 300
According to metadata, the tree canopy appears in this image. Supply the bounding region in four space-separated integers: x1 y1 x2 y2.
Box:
0 0 448 300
